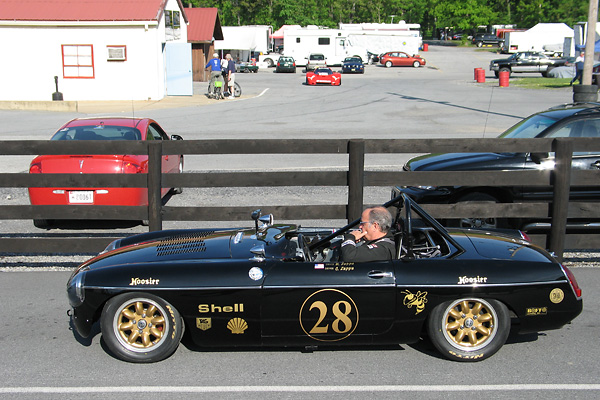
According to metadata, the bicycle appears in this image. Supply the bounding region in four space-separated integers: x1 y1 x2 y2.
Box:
207 75 225 100
224 81 242 98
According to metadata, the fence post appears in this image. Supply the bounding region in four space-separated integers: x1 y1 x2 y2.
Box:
548 138 573 262
347 139 365 223
147 141 163 231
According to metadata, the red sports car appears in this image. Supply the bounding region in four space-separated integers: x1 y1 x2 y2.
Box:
305 67 341 86
380 51 426 68
28 117 183 228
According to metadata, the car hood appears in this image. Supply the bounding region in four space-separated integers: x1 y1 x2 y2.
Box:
75 225 298 272
405 152 525 171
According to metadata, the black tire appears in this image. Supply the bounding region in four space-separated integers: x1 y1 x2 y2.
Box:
446 192 507 229
171 159 184 195
234 82 242 97
33 219 52 229
265 58 274 67
542 66 554 78
427 297 510 362
499 67 510 76
101 292 183 363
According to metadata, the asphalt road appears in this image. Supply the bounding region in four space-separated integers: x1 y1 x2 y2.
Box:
0 267 598 399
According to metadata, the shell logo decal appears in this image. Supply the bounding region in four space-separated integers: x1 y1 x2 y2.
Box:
227 318 248 334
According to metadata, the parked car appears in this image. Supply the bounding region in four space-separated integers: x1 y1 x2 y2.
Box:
305 67 341 86
235 62 258 73
305 53 327 71
472 33 504 47
489 52 568 78
380 52 426 68
341 56 365 74
402 103 600 230
67 190 582 363
28 117 183 228
275 56 296 73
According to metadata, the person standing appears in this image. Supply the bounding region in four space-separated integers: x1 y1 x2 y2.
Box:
205 53 222 95
571 52 584 85
226 54 236 98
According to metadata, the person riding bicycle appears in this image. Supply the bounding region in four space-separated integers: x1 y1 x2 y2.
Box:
205 53 223 96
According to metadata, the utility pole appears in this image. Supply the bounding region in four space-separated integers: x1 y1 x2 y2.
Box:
582 0 598 85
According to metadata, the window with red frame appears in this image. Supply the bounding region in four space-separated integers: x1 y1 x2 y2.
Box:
62 44 94 78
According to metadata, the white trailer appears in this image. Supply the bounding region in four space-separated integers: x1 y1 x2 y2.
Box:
503 23 574 56
214 25 271 62
283 25 422 66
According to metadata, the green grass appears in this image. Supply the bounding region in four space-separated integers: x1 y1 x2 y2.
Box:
509 77 572 89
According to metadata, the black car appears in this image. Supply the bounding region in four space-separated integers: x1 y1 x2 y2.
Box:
472 33 504 48
67 190 582 363
490 52 568 78
275 56 296 73
403 103 600 230
342 56 365 74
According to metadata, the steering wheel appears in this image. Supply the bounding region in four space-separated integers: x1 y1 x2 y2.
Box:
297 234 313 262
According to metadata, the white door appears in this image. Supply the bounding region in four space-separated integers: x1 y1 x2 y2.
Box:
165 43 193 96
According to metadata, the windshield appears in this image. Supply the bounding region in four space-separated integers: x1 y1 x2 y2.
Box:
498 114 560 139
51 125 142 141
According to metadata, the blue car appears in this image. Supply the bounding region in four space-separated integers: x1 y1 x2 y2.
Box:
342 57 364 74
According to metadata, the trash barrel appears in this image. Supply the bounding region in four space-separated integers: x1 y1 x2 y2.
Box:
476 68 485 83
474 68 483 80
423 43 429 51
499 70 509 87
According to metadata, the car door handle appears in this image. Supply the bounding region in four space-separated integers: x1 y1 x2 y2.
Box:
368 270 393 279
592 160 600 169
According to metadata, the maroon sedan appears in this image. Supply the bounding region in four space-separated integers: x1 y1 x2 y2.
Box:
380 51 426 68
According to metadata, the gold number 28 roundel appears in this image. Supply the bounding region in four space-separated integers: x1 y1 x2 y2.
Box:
299 289 359 342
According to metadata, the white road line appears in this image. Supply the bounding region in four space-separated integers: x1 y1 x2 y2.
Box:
1 384 600 393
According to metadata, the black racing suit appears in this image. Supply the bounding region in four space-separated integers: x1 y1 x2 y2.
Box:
340 233 396 262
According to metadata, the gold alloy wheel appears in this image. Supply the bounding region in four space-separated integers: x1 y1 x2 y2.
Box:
114 298 167 351
442 299 498 351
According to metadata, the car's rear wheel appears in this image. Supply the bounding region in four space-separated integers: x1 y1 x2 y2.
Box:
385 61 393 68
476 42 483 47
413 61 420 68
427 298 510 362
447 192 507 229
33 219 52 229
101 292 183 363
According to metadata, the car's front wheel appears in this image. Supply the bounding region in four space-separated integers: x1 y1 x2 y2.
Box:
427 298 510 362
385 61 393 68
101 292 183 363
413 61 421 68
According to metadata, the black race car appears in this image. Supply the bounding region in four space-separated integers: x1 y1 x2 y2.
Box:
67 190 582 363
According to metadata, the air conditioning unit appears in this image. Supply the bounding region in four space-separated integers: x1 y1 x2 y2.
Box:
107 46 126 61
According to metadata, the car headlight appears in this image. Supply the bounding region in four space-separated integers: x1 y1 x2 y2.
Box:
67 270 86 307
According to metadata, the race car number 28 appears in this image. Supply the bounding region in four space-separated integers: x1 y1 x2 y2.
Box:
299 289 359 341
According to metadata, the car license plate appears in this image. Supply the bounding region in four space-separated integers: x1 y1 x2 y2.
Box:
68 191 94 204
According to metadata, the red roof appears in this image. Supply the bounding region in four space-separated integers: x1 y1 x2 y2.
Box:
186 7 222 42
0 0 187 22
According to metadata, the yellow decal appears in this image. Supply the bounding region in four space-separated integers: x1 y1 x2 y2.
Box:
299 289 359 342
129 277 160 286
526 307 548 316
196 317 212 331
449 350 484 360
227 318 248 334
550 288 565 304
198 303 244 313
166 304 177 339
402 290 428 314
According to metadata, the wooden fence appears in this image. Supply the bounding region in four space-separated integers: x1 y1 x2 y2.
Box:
1 137 599 261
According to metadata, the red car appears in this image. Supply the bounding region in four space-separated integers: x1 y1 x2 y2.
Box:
28 117 183 228
380 51 426 68
305 67 341 86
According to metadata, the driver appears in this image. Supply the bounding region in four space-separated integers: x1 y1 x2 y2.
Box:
340 207 395 262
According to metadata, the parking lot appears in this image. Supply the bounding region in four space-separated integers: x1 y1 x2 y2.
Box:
0 44 580 238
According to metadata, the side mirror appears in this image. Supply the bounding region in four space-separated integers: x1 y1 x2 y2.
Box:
530 152 549 164
171 134 183 141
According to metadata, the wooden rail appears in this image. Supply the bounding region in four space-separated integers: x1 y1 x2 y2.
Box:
1 137 599 261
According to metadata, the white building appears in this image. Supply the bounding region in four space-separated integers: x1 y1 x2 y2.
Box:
0 0 192 101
